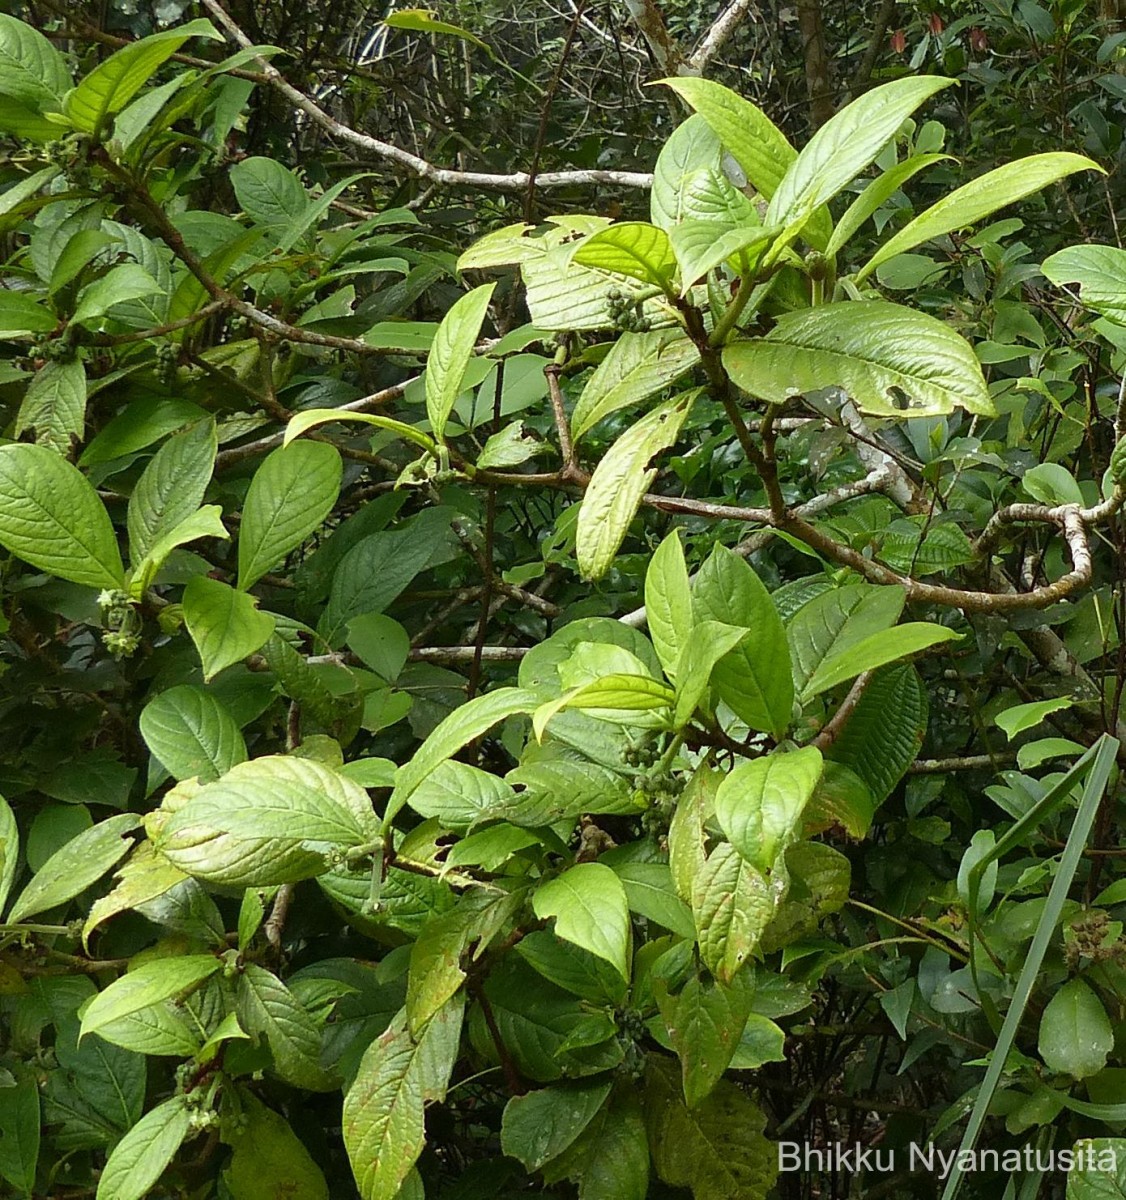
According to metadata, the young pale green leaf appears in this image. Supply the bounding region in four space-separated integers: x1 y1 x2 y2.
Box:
238 441 342 589
80 956 222 1040
673 621 749 728
127 417 217 565
570 328 698 441
645 529 693 680
94 1094 193 1200
767 76 951 233
0 795 19 920
612 861 695 939
570 222 677 288
343 998 464 1200
130 504 228 595
650 114 723 232
64 19 221 134
0 443 125 589
475 420 542 469
669 223 775 294
182 576 275 681
825 153 950 258
787 584 905 696
1042 244 1126 322
576 391 695 580
386 687 537 829
139 685 246 783
532 674 676 743
8 813 139 924
237 963 336 1090
692 843 781 983
501 1081 611 1171
995 697 1074 740
656 968 755 1107
0 14 72 108
384 8 488 47
859 152 1102 281
804 622 960 698
15 358 86 454
284 408 438 456
692 546 793 738
722 301 994 417
534 863 632 981
714 747 823 872
425 283 495 442
1038 979 1113 1080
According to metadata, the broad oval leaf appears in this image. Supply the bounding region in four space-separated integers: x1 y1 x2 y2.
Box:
570 222 677 288
714 747 823 871
425 283 495 442
501 1082 611 1172
0 443 125 589
650 114 723 232
182 576 275 681
15 358 86 454
722 301 995 418
691 842 781 982
533 862 632 981
860 152 1102 282
0 14 72 108
94 1094 193 1200
9 813 139 924
767 76 952 232
238 441 342 590
1038 978 1113 1080
139 685 246 783
1042 243 1126 322
576 391 695 580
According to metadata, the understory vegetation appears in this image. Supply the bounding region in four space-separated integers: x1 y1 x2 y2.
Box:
6 2 1126 1199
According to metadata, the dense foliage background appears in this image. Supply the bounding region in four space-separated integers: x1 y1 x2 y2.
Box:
6 2 1126 1199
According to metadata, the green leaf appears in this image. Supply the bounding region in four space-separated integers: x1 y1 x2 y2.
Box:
995 697 1074 740
182 577 275 680
0 15 71 107
541 1088 648 1200
0 1074 39 1196
570 328 698 441
576 391 695 580
238 963 335 1090
0 292 55 335
15 359 86 454
501 1082 611 1172
130 504 228 595
571 222 677 288
723 301 995 418
533 674 675 743
425 283 495 442
387 687 537 828
825 153 951 258
139 685 246 783
0 165 61 220
0 795 18 920
860 152 1102 281
0 443 124 589
692 843 780 983
342 997 463 1200
645 529 693 681
1042 244 1126 322
1039 979 1113 1080
804 621 960 698
1066 1138 1126 1198
9 813 139 924
692 546 793 738
715 747 823 871
768 76 951 232
80 956 221 1040
238 441 342 589
803 760 877 839
656 968 754 1106
71 264 162 327
644 1055 778 1200
612 862 695 939
476 420 543 469
669 222 775 294
673 621 749 728
95 1095 192 1200
405 760 515 831
284 408 437 457
230 156 309 231
384 8 489 48
533 862 631 981
222 1091 329 1200
827 664 927 803
1023 462 1085 506
65 19 221 135
126 418 217 564
787 583 905 696
729 1013 787 1069
82 842 187 951
650 114 723 232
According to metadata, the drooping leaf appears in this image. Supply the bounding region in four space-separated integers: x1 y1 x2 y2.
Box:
692 843 781 983
995 697 1073 740
804 621 960 698
238 963 336 1090
714 747 823 872
576 391 695 580
238 441 342 590
0 443 125 589
533 863 632 981
94 1095 192 1200
80 957 222 1040
861 152 1102 281
723 301 995 417
425 283 495 442
182 577 275 680
15 358 86 454
650 114 723 232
